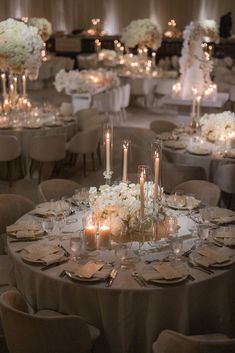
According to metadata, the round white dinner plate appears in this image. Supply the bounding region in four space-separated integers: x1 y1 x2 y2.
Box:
65 271 104 283
149 275 188 285
209 258 235 268
22 251 64 265
214 236 235 248
186 147 211 156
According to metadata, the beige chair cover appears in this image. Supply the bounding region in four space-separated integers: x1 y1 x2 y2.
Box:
162 161 207 194
152 329 235 353
0 290 100 353
150 120 178 134
0 135 21 162
29 135 66 163
214 164 235 194
174 180 221 206
67 126 102 155
38 178 81 202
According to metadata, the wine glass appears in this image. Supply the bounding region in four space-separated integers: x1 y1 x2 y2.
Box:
115 244 128 269
70 232 83 262
42 217 55 240
197 224 210 247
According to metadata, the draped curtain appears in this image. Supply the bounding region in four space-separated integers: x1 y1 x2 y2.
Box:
0 0 234 35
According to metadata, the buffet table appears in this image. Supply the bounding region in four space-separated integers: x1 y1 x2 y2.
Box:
7 207 235 353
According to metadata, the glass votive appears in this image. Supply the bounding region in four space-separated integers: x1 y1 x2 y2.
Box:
98 221 111 250
83 214 97 251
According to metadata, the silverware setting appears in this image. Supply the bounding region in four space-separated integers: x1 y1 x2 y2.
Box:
58 244 70 257
131 271 148 287
182 245 196 258
105 268 118 287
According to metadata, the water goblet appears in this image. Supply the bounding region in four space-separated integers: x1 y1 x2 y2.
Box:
115 243 128 269
170 236 183 262
173 189 186 208
42 217 55 240
70 231 83 262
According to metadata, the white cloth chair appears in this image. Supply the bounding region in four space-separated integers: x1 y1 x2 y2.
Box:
150 120 178 134
92 88 122 124
174 180 221 206
0 135 22 186
214 164 235 208
67 126 102 176
162 161 207 194
38 179 81 202
120 83 131 121
152 78 177 106
130 77 152 107
29 135 66 182
152 329 235 353
0 289 100 353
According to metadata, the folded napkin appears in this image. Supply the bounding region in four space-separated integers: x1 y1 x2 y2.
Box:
194 246 231 267
164 140 186 149
7 220 42 235
201 208 235 224
34 201 69 217
22 244 63 264
142 262 188 281
64 261 106 279
215 229 235 239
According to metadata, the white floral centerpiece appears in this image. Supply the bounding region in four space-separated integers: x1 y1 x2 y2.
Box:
0 18 43 78
28 17 52 42
54 68 120 95
200 111 235 142
121 18 162 50
89 182 163 240
178 19 218 99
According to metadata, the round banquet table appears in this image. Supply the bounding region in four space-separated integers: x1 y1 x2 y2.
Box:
7 210 235 353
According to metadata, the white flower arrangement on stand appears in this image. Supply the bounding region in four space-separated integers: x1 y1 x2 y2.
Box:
54 68 120 95
89 182 163 240
200 111 235 142
28 17 52 42
0 18 43 78
121 18 162 50
178 19 218 99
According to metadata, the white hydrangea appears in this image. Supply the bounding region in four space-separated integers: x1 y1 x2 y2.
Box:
54 68 120 94
121 18 162 50
0 18 43 78
28 17 52 42
89 182 157 237
200 111 235 141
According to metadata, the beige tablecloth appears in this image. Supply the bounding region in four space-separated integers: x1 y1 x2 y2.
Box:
7 211 235 353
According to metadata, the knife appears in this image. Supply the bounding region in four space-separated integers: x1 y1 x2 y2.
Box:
41 258 69 271
105 268 118 287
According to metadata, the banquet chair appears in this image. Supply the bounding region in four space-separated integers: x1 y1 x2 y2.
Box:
67 125 102 177
152 329 235 353
214 164 235 208
150 120 178 134
0 135 23 186
152 78 177 106
130 77 152 107
162 161 207 194
120 83 131 121
29 134 66 183
38 178 81 202
92 89 122 124
0 289 100 353
174 180 221 206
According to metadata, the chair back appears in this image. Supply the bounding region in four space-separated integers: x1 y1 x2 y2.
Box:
67 125 102 155
130 78 151 96
154 78 177 95
38 179 81 202
0 290 93 353
152 329 235 353
29 135 66 162
150 120 178 134
162 161 207 194
92 91 111 113
0 194 35 235
0 135 21 162
110 87 122 113
60 102 73 116
174 180 221 206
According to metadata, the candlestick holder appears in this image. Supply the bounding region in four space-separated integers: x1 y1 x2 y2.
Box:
103 170 113 185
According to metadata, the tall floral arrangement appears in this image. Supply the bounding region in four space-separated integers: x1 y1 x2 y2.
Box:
54 68 120 95
28 17 52 42
179 20 218 98
0 18 43 78
121 18 162 50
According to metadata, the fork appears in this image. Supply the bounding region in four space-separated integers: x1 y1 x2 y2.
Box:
132 271 148 287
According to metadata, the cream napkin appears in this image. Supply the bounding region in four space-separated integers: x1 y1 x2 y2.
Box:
201 208 235 224
194 246 231 267
215 229 235 239
142 263 188 281
65 262 105 279
22 244 63 264
7 221 42 237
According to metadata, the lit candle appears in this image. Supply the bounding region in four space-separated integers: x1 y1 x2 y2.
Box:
95 39 101 53
191 87 197 116
122 142 129 182
154 152 159 197
84 224 97 250
140 171 145 221
152 52 156 67
106 131 111 174
196 95 201 122
22 75 26 97
99 225 111 249
13 76 17 97
1 73 7 98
